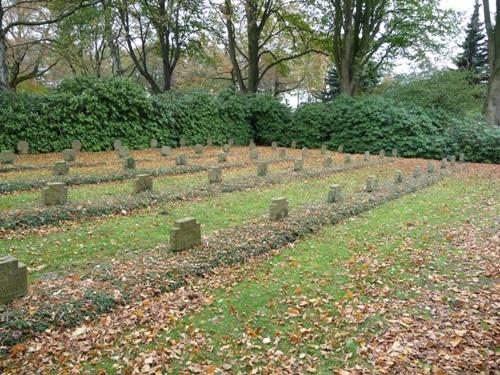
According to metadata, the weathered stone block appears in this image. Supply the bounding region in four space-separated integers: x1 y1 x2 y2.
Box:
323 156 333 168
208 167 222 183
271 142 278 150
160 146 171 157
170 217 201 251
0 256 27 305
344 154 352 164
250 149 259 160
207 138 213 147
223 144 230 153
301 147 308 158
279 148 286 159
379 150 385 158
194 144 203 155
150 139 158 149
459 153 465 163
17 141 29 155
62 149 76 162
392 148 398 157
294 158 304 171
249 140 256 149
133 174 153 193
290 141 297 149
441 158 447 169
427 162 435 173
0 150 16 164
53 161 70 176
42 182 68 206
321 144 327 154
327 184 342 203
269 197 288 221
366 176 378 192
394 170 403 184
364 151 370 161
113 139 122 150
176 154 188 166
218 152 228 163
179 138 186 147
228 138 234 146
123 156 136 170
413 166 421 178
448 155 456 164
72 140 82 152
118 146 130 158
338 145 344 153
257 161 268 176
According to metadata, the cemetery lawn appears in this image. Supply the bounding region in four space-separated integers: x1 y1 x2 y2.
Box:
4 169 492 373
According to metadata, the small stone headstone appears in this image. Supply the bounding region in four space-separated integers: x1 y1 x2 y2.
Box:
301 147 308 158
194 144 203 155
0 256 27 305
53 161 70 176
394 170 403 184
366 176 378 192
208 167 222 183
133 174 153 193
62 149 76 162
459 153 465 163
42 182 68 206
223 144 230 153
364 151 370 161
441 158 447 169
179 138 186 147
413 165 421 178
123 156 136 170
250 149 258 160
294 158 304 171
279 148 286 159
17 141 29 155
271 142 278 150
449 155 456 164
0 150 16 164
257 161 268 176
344 154 352 164
218 152 228 163
291 141 297 149
269 198 288 221
379 150 385 158
113 139 122 150
118 146 130 158
71 140 82 152
321 144 327 155
323 156 333 168
176 154 188 166
249 140 256 149
427 162 435 174
150 139 158 149
327 184 341 203
207 138 213 147
392 148 398 157
338 145 344 153
228 138 234 147
160 146 171 157
170 217 201 251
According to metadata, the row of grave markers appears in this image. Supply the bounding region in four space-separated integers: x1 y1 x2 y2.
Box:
1 163 442 304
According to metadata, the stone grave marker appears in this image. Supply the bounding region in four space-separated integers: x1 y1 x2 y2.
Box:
0 256 27 304
223 144 230 153
459 153 465 163
449 155 456 164
413 165 421 178
301 147 308 158
208 167 222 183
123 156 136 170
364 151 370 161
250 149 258 160
271 141 278 150
218 152 228 163
366 176 378 192
290 141 297 149
53 161 70 176
294 158 304 171
441 158 447 169
113 139 122 150
194 144 203 155
394 170 403 184
327 184 342 203
118 146 130 158
42 182 68 206
72 140 82 152
321 144 327 155
338 145 344 153
207 138 213 147
179 138 186 147
62 149 76 162
257 161 268 176
133 174 153 193
279 148 287 159
176 154 188 166
392 148 398 157
150 139 158 149
170 217 201 251
249 141 256 150
160 146 171 157
228 138 234 147
0 151 16 164
427 162 435 174
379 149 385 158
323 156 333 168
269 198 288 221
17 141 29 155
344 154 352 164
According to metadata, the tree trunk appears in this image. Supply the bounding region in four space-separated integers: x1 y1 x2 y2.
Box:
0 34 11 91
484 64 500 125
247 24 260 93
103 0 123 76
482 0 500 125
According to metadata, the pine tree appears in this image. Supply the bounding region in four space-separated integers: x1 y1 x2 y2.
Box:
455 0 488 81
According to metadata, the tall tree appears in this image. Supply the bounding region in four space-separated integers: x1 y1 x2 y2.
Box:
0 0 95 91
455 0 488 82
483 0 500 125
320 0 458 96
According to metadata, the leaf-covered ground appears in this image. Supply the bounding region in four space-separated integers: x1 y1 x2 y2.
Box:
1 162 498 373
